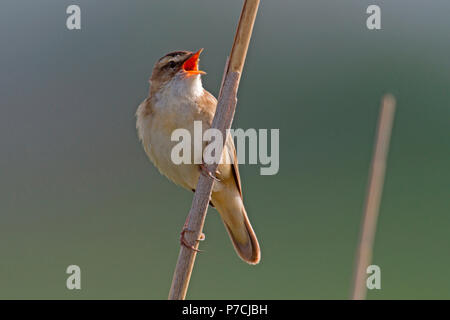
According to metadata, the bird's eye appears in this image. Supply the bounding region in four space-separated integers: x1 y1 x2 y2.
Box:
168 61 176 69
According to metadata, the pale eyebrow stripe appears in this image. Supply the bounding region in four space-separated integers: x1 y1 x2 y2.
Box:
158 51 189 62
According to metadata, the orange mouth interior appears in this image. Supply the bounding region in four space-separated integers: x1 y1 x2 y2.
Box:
182 49 206 75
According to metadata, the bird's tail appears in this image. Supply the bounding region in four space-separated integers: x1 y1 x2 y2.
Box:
221 206 261 265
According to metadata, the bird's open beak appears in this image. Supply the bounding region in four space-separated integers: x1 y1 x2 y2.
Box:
182 49 206 75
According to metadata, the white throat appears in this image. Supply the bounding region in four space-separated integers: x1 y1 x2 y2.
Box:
158 73 203 101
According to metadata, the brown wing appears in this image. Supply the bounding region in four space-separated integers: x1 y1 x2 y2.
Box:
198 89 243 199
226 135 243 199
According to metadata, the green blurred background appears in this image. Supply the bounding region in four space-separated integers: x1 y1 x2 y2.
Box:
0 0 449 299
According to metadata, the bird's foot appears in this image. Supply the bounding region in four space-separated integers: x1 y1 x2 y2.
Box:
180 228 205 252
200 163 220 182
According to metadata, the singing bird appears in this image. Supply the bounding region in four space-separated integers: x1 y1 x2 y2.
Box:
136 49 260 264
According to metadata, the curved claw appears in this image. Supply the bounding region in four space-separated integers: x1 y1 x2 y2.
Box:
180 228 204 252
200 163 220 182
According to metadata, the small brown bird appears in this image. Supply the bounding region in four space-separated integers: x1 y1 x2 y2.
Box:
136 49 260 264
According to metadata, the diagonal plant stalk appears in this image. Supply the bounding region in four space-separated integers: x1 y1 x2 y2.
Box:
351 94 396 300
168 0 260 300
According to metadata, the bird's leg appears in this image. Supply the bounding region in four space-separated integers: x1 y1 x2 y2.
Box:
180 215 205 252
199 163 220 182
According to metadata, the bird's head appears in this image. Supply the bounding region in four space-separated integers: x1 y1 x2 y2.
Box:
150 49 206 94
